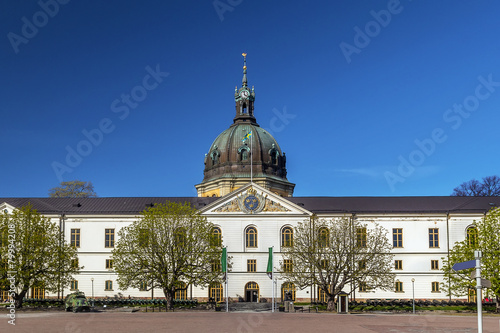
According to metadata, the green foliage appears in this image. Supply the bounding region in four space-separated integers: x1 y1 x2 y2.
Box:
0 205 79 307
112 201 223 308
281 216 394 311
442 207 500 311
48 180 97 198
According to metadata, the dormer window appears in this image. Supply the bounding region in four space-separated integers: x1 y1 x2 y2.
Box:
269 144 279 165
238 145 250 161
210 146 220 165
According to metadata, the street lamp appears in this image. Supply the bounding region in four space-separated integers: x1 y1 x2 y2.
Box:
411 278 415 314
91 278 94 307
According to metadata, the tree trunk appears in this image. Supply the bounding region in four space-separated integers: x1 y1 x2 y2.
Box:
327 297 336 312
163 289 174 310
13 289 28 309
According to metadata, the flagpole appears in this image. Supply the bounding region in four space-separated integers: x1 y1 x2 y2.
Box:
225 247 228 312
271 246 274 313
250 130 253 183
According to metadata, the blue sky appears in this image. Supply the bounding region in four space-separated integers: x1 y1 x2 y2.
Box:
1 0 499 198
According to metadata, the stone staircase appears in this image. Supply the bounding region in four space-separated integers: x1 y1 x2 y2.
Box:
228 302 273 312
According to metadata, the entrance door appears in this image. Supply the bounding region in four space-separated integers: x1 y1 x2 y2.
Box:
244 282 259 302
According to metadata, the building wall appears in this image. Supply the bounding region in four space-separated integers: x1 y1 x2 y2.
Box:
49 210 482 301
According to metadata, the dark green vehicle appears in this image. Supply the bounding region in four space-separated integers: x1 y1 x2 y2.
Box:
65 291 91 313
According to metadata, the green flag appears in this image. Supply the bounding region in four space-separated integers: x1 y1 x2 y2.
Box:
221 247 227 280
266 247 273 279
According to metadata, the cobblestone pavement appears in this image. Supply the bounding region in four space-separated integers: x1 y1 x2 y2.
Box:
2 311 500 333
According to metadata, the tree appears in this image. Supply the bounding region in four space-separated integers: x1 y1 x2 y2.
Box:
280 216 394 311
0 205 79 308
112 201 223 309
49 180 97 198
442 207 500 312
452 175 500 196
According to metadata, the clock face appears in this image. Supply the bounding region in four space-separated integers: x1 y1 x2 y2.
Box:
244 195 259 211
240 90 249 98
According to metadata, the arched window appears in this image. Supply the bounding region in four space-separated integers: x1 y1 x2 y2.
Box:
318 227 330 248
104 280 113 291
238 146 250 161
281 227 293 247
318 285 332 303
269 144 279 165
281 282 296 301
210 146 220 165
246 226 257 248
209 283 223 302
466 226 478 247
211 227 222 247
175 282 187 300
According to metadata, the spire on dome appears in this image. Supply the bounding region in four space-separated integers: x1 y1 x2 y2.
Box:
242 53 247 87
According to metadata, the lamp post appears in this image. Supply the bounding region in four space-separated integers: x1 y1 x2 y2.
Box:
91 278 94 307
411 278 415 314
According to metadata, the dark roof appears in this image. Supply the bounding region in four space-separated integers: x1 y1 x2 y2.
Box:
0 196 497 215
0 197 218 215
288 196 499 214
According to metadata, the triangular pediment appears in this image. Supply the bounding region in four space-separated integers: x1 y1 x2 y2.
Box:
0 202 17 215
199 183 311 216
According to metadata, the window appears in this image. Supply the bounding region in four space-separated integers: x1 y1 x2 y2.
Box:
106 259 113 269
281 227 293 247
31 287 45 299
175 282 187 300
431 282 440 292
245 227 257 248
281 282 296 301
395 281 403 292
359 260 367 270
356 227 367 248
318 285 332 303
468 288 476 302
318 227 329 248
211 227 222 247
431 260 439 270
209 283 223 302
105 280 113 291
71 229 80 248
211 149 220 165
71 258 79 269
105 229 115 248
211 259 221 272
269 147 279 165
359 282 367 292
247 259 256 272
283 259 293 273
394 260 403 270
393 228 403 248
70 280 78 291
320 259 329 270
238 146 250 161
429 228 439 248
139 281 148 291
467 226 478 247
0 291 9 301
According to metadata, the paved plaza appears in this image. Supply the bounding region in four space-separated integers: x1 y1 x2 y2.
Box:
1 311 500 333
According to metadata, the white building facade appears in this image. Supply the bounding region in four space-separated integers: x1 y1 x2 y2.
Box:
1 184 496 302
